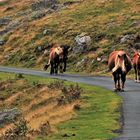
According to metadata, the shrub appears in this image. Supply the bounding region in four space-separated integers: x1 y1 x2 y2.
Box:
62 84 82 102
39 121 51 136
48 80 64 90
0 118 29 140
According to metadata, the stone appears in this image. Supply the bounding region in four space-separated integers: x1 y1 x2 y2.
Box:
0 18 11 26
0 38 5 45
31 0 58 11
120 34 135 44
0 108 21 126
130 20 140 27
31 11 46 20
74 33 91 53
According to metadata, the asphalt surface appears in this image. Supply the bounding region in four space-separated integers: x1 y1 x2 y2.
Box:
0 66 140 140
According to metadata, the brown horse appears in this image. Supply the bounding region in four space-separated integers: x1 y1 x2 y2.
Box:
44 44 69 74
108 50 132 91
133 52 140 82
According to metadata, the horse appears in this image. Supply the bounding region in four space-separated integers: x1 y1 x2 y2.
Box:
44 44 70 74
108 50 132 91
133 52 140 82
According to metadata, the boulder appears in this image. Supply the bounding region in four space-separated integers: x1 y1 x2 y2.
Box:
0 108 21 126
0 20 20 36
120 34 135 44
31 0 58 11
0 18 11 26
74 33 91 53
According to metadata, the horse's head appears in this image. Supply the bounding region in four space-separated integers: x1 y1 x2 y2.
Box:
60 45 71 72
112 51 131 73
61 45 71 59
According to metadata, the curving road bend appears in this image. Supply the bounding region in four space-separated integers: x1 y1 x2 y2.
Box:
0 66 140 140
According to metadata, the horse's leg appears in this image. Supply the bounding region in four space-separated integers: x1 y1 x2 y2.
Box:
59 59 63 73
55 62 58 74
59 62 63 73
121 73 126 91
63 59 67 72
134 66 138 82
138 69 140 83
113 72 118 91
50 62 54 74
117 74 121 91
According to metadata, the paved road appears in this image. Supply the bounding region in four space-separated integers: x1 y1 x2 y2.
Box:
0 66 140 140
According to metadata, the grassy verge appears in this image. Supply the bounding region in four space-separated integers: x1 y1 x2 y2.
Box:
0 72 122 140
37 86 121 140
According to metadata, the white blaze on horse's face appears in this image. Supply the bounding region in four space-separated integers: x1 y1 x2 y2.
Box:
112 53 126 73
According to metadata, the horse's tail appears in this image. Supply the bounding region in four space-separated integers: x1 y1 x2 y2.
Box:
44 59 50 70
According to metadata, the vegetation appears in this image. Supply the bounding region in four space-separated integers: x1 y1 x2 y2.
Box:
0 72 121 139
0 0 140 73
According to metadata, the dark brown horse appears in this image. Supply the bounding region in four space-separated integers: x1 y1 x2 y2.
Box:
133 52 140 82
108 50 132 91
44 44 70 74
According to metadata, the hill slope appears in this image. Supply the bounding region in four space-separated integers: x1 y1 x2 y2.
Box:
0 0 140 72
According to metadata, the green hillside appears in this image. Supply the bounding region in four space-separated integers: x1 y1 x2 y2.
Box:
0 0 140 73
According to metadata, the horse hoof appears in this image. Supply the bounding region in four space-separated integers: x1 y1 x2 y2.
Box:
120 89 124 92
114 88 118 92
117 88 121 91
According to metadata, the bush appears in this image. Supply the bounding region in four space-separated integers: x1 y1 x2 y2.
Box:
0 118 29 140
62 84 82 102
15 73 24 79
39 121 51 136
48 80 64 90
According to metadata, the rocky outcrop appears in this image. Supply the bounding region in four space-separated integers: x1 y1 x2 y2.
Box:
0 108 21 126
0 20 20 36
0 18 11 26
31 0 58 11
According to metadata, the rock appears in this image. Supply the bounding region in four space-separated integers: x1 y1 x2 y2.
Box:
31 11 46 20
120 34 135 44
0 38 5 46
31 0 58 11
0 108 21 126
107 22 116 29
133 43 140 50
43 29 52 35
130 20 140 27
74 33 91 53
0 20 20 36
73 45 87 53
101 57 108 64
97 57 102 62
62 133 70 137
0 18 11 26
76 58 87 68
35 45 46 53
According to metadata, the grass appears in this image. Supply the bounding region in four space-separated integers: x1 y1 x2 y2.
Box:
40 86 121 140
0 72 122 140
0 0 140 73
